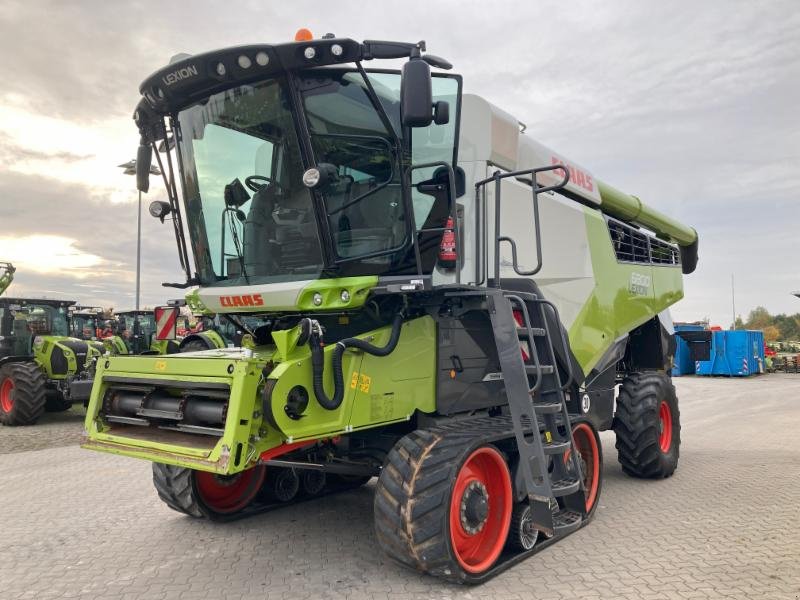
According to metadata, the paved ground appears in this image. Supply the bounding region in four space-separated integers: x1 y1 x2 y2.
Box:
1 375 799 600
0 405 85 454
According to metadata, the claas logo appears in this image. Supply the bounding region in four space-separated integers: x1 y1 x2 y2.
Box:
219 294 265 308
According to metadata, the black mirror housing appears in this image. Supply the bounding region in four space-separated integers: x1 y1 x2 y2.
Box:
136 143 152 193
401 58 433 128
433 101 450 125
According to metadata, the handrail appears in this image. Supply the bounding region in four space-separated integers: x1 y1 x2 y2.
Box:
474 164 570 287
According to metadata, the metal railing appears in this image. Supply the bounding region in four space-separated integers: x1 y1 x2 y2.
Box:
474 164 570 287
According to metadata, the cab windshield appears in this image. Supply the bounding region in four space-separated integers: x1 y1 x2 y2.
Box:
10 304 70 337
175 69 459 285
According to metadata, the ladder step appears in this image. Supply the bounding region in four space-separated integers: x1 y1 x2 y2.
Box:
532 401 563 414
550 476 581 497
525 365 554 375
517 327 546 338
542 439 571 455
553 510 583 535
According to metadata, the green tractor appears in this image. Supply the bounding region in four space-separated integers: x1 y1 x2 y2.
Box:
107 310 180 355
1 298 104 425
69 306 109 341
84 33 699 582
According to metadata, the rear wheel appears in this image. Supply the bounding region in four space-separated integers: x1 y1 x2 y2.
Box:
180 339 211 353
374 430 513 582
614 372 680 478
152 463 266 519
0 362 47 426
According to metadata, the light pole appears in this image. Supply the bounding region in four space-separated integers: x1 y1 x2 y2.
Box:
118 159 161 352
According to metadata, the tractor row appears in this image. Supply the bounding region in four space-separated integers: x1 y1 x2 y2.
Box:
0 281 242 426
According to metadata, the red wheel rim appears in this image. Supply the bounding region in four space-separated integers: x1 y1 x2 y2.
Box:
659 400 673 453
449 446 512 574
194 466 265 514
0 378 14 413
569 423 600 512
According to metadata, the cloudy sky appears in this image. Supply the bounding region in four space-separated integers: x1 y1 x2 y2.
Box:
0 0 797 324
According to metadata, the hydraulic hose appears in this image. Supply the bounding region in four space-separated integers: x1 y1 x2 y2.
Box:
309 314 404 411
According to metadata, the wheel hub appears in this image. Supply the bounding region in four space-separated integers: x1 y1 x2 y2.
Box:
460 481 489 534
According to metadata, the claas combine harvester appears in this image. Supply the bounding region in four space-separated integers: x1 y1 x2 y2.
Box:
83 32 699 582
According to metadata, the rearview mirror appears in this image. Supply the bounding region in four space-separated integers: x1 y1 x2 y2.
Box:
136 144 152 193
401 58 433 128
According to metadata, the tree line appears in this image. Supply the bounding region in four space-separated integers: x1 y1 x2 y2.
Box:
732 306 800 342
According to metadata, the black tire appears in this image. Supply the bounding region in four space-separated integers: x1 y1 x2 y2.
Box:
0 362 47 426
152 463 266 519
180 339 210 353
45 392 73 413
301 470 327 496
374 430 513 583
152 463 204 518
614 372 680 478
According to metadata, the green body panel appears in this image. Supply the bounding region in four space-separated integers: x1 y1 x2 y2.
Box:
567 208 684 376
32 335 102 380
295 277 379 311
189 276 380 314
82 316 436 475
198 330 226 349
266 316 436 442
597 180 697 247
84 352 268 473
150 339 180 355
103 336 129 355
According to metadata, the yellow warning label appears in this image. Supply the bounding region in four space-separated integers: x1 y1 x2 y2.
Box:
154 360 167 372
350 371 359 389
544 431 552 443
359 374 372 393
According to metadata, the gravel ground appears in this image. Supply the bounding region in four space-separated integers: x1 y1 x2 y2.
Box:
0 375 798 599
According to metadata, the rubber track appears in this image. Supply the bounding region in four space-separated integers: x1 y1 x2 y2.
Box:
0 362 47 426
152 462 370 522
374 416 590 584
613 372 680 478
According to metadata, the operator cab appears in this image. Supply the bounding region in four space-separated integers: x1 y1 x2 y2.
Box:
135 34 462 294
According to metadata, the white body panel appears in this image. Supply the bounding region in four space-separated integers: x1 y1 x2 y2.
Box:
197 280 313 312
452 94 597 327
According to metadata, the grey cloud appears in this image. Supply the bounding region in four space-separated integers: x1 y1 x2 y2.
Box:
0 0 798 323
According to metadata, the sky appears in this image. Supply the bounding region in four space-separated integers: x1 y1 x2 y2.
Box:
0 0 797 324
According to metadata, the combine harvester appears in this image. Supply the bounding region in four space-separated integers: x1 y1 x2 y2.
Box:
83 32 698 582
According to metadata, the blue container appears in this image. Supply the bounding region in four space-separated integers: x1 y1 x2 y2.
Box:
695 330 765 377
672 323 705 376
